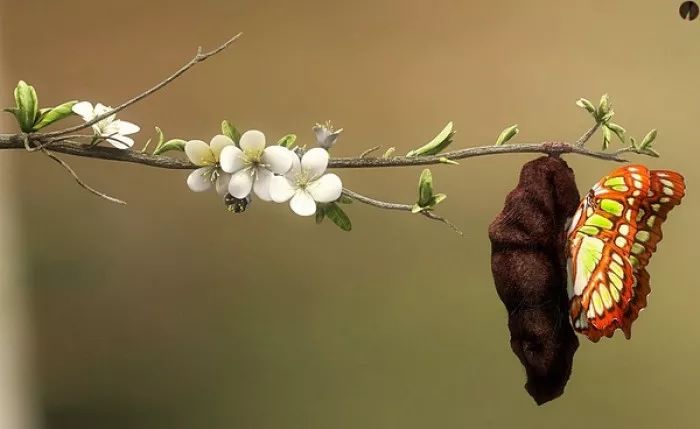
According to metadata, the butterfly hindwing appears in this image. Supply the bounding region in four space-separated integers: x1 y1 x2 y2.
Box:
567 165 684 342
620 170 685 337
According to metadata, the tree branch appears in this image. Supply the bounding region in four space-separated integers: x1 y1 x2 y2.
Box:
0 32 654 229
575 122 600 147
41 148 126 205
342 188 463 234
0 134 630 171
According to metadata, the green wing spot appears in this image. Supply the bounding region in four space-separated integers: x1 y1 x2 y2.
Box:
612 185 629 192
608 271 623 291
609 261 624 278
585 213 614 230
631 243 645 255
578 225 599 236
599 285 613 309
635 231 650 242
604 177 626 187
600 199 624 216
591 290 604 316
609 284 620 302
579 236 604 278
629 255 640 268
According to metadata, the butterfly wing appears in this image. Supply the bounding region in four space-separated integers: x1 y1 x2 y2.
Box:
619 170 685 337
567 165 652 342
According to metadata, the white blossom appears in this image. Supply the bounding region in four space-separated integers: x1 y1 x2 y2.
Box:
72 101 140 149
185 135 236 194
313 121 343 149
269 148 342 216
219 130 295 201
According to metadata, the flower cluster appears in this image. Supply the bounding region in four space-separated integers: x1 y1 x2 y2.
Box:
185 130 343 216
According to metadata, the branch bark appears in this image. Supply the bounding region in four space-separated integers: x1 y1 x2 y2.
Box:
0 134 631 171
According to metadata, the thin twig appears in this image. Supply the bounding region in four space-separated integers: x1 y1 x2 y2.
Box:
421 211 464 235
0 134 631 170
40 33 243 139
41 148 127 205
359 145 381 158
575 122 600 147
342 188 462 234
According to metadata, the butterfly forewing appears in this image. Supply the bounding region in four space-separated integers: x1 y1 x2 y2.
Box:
567 165 684 342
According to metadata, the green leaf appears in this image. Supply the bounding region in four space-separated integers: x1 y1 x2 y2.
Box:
337 195 353 204
221 120 241 144
382 147 396 158
495 124 519 146
598 93 610 117
277 134 297 148
32 100 77 130
640 129 657 150
315 205 326 224
406 122 454 157
598 110 614 123
14 80 38 132
36 107 51 120
324 203 351 231
602 125 612 150
606 122 626 143
432 193 447 205
576 98 596 114
438 157 459 165
629 137 638 150
417 169 434 207
153 138 186 155
151 127 166 153
644 147 660 157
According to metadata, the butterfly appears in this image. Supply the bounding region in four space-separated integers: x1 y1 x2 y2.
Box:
566 165 685 342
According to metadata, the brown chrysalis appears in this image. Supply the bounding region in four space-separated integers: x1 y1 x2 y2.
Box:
488 155 580 405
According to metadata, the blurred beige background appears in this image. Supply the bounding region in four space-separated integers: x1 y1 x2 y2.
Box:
1 0 698 428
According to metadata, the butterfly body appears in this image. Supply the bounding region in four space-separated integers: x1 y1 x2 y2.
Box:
566 165 685 342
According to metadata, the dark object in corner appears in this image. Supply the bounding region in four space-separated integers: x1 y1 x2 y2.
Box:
488 156 581 405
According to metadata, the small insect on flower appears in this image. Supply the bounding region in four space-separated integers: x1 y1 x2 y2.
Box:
72 101 140 149
224 193 251 213
313 121 343 149
219 130 296 201
185 135 236 195
269 147 342 216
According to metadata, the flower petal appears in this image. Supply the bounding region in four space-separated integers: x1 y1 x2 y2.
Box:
219 145 245 173
115 120 140 136
262 145 294 174
72 101 94 121
215 172 232 196
210 134 235 159
307 173 342 203
187 167 213 192
301 147 329 179
239 130 266 152
107 135 134 149
94 103 116 123
313 124 330 145
286 152 302 178
269 176 297 203
185 140 215 166
290 190 317 216
253 168 273 201
228 168 254 198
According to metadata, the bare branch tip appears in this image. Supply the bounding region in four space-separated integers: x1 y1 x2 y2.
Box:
42 149 127 205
